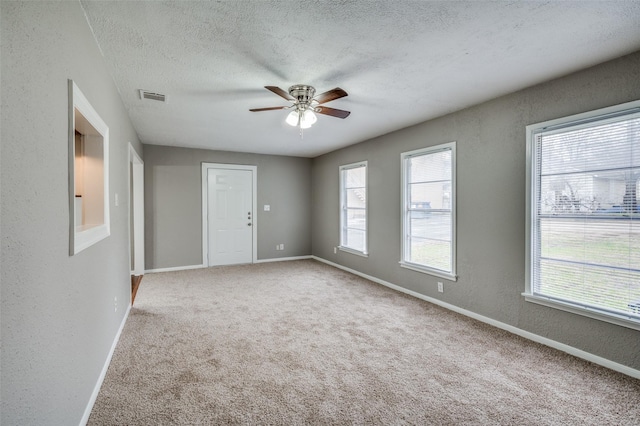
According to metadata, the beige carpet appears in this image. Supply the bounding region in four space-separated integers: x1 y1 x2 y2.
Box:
89 260 640 425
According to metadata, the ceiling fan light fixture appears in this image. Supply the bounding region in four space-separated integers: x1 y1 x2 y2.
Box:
286 110 299 127
301 109 317 129
286 109 317 129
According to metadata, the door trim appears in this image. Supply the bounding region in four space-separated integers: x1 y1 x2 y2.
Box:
201 163 257 266
129 144 145 275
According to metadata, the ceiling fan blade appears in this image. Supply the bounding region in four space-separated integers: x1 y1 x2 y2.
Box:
265 86 294 101
249 106 287 112
314 88 348 104
315 106 351 119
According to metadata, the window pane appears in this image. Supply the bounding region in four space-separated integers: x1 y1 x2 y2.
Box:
346 209 366 231
540 218 640 270
536 259 640 318
409 150 451 183
345 166 366 188
540 118 640 176
402 144 455 276
344 228 366 253
345 188 366 209
531 108 640 324
410 182 451 210
409 237 451 272
409 211 451 272
340 162 367 254
540 169 640 215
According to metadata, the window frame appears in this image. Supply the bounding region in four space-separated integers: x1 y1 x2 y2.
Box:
400 142 457 281
339 161 368 257
68 80 110 255
525 99 640 331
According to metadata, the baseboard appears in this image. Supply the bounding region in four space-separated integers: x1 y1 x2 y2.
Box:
311 256 640 379
146 258 313 272
79 303 132 425
145 264 206 274
254 255 313 264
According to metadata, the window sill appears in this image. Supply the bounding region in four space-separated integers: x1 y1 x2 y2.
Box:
523 293 640 331
74 223 110 254
399 261 457 281
338 246 368 258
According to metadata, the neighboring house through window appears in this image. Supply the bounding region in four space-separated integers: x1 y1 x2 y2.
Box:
339 161 368 256
401 142 456 280
525 100 640 330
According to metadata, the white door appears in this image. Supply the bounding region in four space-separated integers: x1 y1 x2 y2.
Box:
207 168 253 266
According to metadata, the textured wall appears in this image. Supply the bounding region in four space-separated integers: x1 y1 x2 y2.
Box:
143 145 312 270
311 52 640 370
1 2 143 424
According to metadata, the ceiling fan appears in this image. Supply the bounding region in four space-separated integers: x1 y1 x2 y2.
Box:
250 85 350 130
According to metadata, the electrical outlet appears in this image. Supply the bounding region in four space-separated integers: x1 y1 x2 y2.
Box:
264 204 270 211
334 247 337 254
279 243 284 250
114 193 119 206
114 296 118 312
438 282 444 293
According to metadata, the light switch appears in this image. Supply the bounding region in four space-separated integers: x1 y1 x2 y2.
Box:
264 205 270 211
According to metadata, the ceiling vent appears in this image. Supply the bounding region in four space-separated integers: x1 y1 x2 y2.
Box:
139 90 167 103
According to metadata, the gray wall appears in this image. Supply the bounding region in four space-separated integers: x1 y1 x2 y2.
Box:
144 145 311 270
1 2 143 424
311 52 640 370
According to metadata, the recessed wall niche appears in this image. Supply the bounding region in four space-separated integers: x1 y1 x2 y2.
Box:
69 80 110 255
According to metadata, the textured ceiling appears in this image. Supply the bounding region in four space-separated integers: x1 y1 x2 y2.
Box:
80 1 640 158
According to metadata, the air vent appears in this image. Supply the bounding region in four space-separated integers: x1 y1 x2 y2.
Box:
139 90 167 103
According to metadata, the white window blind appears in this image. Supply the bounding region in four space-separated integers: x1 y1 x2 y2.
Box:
340 162 367 255
401 143 456 280
528 104 640 328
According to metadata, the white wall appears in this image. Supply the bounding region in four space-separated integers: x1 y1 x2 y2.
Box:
1 2 143 423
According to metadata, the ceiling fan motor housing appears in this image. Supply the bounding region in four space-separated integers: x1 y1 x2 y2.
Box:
289 85 316 109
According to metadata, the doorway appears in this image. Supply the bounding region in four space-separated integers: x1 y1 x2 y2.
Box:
129 145 144 301
202 163 257 266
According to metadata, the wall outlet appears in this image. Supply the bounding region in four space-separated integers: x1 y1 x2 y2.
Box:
114 193 119 206
334 247 337 254
264 204 270 211
437 282 444 293
279 243 284 250
114 296 118 312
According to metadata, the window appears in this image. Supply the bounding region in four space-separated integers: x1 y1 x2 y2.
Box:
525 100 640 330
339 161 367 256
401 143 456 280
69 80 110 255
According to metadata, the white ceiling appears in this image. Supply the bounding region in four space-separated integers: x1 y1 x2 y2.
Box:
80 1 640 158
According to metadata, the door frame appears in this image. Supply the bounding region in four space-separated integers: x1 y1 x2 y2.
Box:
129 144 145 275
201 163 257 266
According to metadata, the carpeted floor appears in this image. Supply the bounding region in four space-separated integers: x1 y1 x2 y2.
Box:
88 260 640 425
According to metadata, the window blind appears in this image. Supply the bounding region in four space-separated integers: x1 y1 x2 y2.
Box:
532 112 640 320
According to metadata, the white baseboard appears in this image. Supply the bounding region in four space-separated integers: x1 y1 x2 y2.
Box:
254 255 312 264
145 264 206 274
80 303 132 425
312 256 640 380
146 257 313 272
